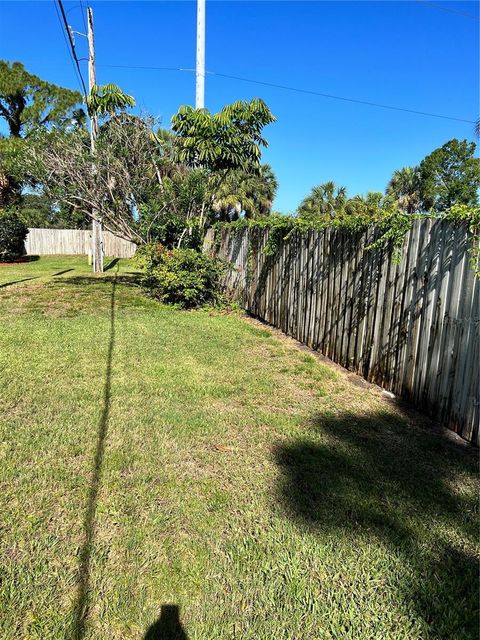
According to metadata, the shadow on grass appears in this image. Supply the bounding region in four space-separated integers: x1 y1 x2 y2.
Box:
52 269 75 277
144 605 189 639
0 276 38 288
55 274 140 288
104 257 120 271
275 410 479 639
71 273 117 640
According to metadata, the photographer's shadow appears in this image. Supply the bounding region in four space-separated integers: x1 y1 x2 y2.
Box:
144 605 188 640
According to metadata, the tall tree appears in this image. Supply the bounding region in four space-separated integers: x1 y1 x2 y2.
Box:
0 61 83 138
171 98 275 239
418 138 480 211
0 61 83 205
172 99 275 174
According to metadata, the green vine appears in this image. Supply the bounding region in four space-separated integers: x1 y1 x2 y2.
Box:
444 204 480 276
214 206 480 277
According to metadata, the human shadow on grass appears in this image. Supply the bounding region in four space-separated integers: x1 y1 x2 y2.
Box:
275 410 479 639
144 605 189 640
70 273 117 640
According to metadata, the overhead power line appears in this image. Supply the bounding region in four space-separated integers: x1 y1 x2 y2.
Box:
415 0 480 21
207 70 476 124
101 64 194 73
79 0 88 34
53 1 85 94
55 0 88 95
99 63 476 125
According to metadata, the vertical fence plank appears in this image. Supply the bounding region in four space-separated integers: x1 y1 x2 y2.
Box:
25 228 136 258
214 220 479 442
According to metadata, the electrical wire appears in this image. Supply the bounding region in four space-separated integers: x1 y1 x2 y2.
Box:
79 0 88 36
53 0 85 94
101 64 194 73
55 0 88 95
99 63 476 124
207 70 476 124
415 0 480 21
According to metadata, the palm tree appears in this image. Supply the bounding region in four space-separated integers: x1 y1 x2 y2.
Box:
297 181 348 221
213 164 278 221
386 166 421 213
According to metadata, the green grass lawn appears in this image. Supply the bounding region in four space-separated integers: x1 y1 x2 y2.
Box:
0 256 478 640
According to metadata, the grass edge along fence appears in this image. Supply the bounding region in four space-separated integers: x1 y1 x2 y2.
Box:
208 219 479 444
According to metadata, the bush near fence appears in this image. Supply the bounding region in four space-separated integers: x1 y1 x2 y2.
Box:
210 219 479 444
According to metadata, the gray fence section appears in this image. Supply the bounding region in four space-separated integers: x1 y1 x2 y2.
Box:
211 220 479 443
25 228 136 258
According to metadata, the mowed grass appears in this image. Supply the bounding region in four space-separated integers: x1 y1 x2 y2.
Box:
0 256 478 640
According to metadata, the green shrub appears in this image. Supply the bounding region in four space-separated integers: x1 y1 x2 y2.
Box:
136 244 225 308
0 209 28 261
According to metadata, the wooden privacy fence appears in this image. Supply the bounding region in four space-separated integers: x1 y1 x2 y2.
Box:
25 228 136 258
210 220 480 443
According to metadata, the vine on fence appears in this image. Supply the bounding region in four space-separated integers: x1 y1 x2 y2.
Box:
214 206 480 275
444 205 480 276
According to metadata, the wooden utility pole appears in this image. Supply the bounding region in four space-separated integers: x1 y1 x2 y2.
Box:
195 0 205 109
87 6 103 273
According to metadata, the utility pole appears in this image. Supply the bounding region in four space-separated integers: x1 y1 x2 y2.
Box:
195 0 205 109
87 6 103 273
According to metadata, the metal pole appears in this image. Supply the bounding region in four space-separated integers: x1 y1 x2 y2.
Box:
87 6 103 273
195 0 205 109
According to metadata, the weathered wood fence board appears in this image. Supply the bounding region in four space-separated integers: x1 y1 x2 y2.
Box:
210 220 479 443
25 228 136 258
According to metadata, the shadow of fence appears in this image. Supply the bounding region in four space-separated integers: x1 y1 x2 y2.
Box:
275 409 479 638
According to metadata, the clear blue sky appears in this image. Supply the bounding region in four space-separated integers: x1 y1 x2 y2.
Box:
1 1 478 212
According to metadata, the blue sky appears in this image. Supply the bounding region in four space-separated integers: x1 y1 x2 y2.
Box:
1 1 478 212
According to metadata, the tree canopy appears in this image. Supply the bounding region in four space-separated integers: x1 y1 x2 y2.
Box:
0 61 83 138
418 139 480 211
171 99 275 174
0 61 84 207
213 164 278 221
86 83 135 118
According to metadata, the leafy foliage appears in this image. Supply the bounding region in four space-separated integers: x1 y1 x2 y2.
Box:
386 167 422 214
418 139 480 211
386 140 480 214
297 181 348 221
212 164 278 221
135 244 226 308
16 193 89 229
0 61 83 138
0 137 25 207
32 95 277 247
86 83 135 117
0 209 28 261
171 99 275 173
444 204 480 276
0 61 83 208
